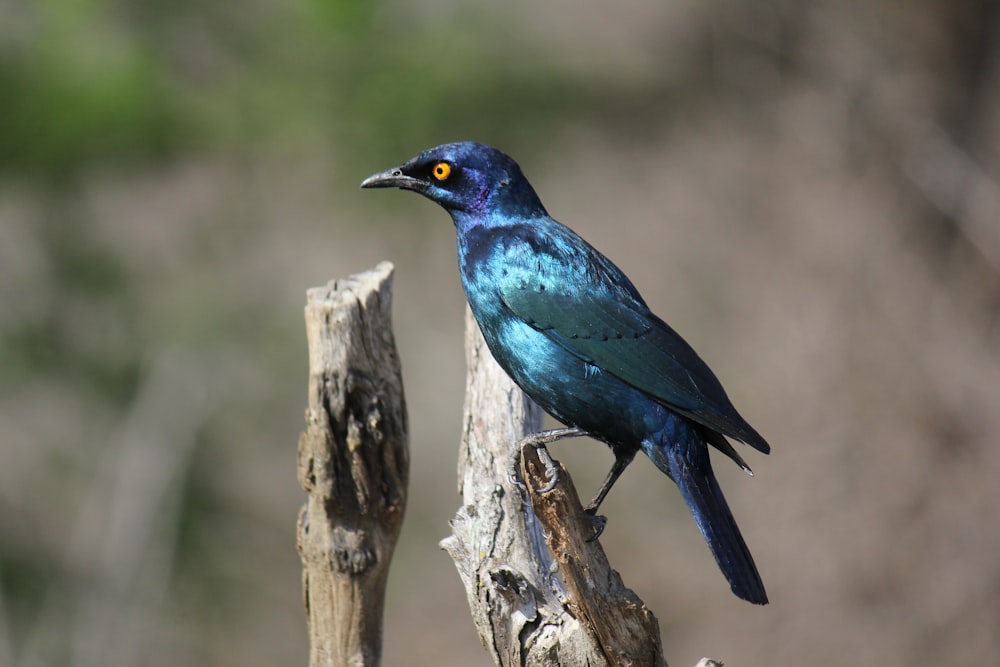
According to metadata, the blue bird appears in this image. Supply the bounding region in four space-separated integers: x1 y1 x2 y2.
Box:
361 142 770 604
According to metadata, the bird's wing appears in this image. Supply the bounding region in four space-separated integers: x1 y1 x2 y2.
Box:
499 272 769 454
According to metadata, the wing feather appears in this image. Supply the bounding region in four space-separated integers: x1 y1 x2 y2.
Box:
499 264 769 454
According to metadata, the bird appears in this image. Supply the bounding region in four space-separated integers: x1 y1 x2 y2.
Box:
361 141 770 604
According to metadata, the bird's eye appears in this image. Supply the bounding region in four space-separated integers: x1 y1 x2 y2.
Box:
432 162 452 181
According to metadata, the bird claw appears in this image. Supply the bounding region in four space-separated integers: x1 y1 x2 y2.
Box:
507 448 528 491
537 474 559 494
534 443 561 494
583 509 607 542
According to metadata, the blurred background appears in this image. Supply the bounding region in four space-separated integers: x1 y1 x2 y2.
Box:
2 0 999 665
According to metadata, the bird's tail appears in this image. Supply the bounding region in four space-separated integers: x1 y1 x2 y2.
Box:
662 435 768 605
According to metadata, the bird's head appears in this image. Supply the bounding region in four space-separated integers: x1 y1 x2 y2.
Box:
361 142 546 220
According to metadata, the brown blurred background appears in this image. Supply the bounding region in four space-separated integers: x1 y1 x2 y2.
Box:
2 1 999 665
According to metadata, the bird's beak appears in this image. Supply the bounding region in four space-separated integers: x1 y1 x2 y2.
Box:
360 166 428 192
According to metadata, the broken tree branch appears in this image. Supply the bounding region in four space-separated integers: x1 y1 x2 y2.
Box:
297 261 408 667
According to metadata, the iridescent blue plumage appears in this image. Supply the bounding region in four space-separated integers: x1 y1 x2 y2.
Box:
362 141 770 604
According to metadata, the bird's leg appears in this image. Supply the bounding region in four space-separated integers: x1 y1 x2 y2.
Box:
584 447 637 513
510 427 587 494
583 447 638 541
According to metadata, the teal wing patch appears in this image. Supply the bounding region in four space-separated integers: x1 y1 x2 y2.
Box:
499 277 769 453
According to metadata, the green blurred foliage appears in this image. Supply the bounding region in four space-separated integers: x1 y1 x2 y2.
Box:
0 1 184 180
1 0 681 181
0 1 599 180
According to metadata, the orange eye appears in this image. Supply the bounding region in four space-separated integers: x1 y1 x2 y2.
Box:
432 162 452 181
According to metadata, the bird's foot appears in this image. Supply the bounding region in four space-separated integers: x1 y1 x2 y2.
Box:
507 441 560 493
534 444 561 493
582 506 608 542
509 427 587 495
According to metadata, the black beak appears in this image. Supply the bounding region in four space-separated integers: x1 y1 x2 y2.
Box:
360 166 427 192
